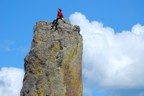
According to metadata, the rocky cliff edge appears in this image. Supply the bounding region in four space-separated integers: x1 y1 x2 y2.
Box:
20 20 83 96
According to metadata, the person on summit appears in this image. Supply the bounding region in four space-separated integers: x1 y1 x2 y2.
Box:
51 8 66 30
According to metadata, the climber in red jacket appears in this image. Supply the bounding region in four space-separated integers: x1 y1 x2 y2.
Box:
51 8 65 30
56 8 65 23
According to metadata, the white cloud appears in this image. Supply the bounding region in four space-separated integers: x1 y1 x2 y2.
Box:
0 67 24 96
69 12 144 89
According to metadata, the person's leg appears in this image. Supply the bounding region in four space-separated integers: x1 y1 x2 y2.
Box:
55 18 60 30
51 19 56 29
55 18 59 23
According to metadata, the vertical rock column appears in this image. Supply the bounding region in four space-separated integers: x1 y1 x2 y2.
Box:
20 21 83 96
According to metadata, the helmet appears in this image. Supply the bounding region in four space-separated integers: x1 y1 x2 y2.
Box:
58 8 62 12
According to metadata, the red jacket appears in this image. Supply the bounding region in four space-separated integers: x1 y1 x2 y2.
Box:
57 11 64 18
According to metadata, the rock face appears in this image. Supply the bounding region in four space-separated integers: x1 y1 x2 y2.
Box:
20 20 83 96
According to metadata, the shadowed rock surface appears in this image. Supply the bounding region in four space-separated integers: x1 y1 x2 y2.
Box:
20 20 83 96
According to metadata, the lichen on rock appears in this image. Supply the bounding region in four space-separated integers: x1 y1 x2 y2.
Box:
20 20 83 96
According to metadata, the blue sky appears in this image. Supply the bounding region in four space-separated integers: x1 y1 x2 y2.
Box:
1 0 144 68
0 0 144 96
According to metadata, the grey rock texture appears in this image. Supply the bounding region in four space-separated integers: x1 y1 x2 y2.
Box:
20 20 83 96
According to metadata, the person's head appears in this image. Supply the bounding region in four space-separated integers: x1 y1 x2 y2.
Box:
58 8 62 12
